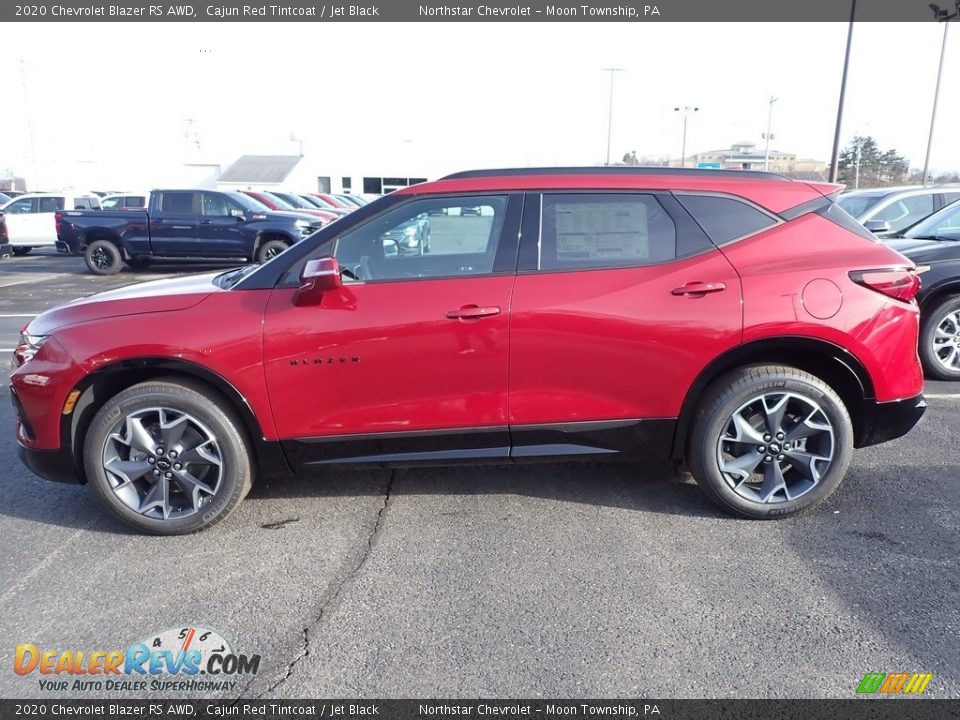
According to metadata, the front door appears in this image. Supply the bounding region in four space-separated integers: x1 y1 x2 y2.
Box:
262 193 522 466
199 192 250 258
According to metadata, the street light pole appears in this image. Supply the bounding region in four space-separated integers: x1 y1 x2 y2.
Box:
602 68 624 166
922 19 951 185
829 0 856 182
674 106 699 168
763 96 778 171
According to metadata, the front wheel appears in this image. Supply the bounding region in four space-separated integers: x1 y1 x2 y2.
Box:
256 239 288 264
920 295 960 381
83 380 253 534
687 365 853 519
84 240 123 275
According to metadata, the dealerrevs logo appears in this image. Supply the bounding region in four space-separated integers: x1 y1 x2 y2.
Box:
14 626 260 693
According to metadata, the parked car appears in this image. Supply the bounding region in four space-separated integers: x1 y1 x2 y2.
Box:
55 189 324 274
238 190 340 224
334 193 366 208
101 193 149 210
837 185 960 238
0 192 11 205
297 194 353 216
0 192 102 255
12 167 926 534
311 192 354 210
885 198 960 380
267 191 350 217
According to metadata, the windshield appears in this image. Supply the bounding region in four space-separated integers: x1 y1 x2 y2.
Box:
837 193 886 219
236 193 272 212
271 192 310 209
903 200 960 240
297 195 326 208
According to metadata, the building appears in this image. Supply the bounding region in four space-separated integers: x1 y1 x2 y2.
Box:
670 141 827 178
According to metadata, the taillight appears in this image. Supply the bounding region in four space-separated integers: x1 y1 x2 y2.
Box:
54 211 62 238
849 268 922 302
0 215 7 242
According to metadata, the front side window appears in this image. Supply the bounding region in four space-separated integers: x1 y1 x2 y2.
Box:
5 198 35 214
539 193 677 271
873 194 934 232
332 195 507 282
201 193 242 217
102 197 122 209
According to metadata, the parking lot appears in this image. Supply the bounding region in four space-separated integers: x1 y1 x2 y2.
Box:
1 249 958 699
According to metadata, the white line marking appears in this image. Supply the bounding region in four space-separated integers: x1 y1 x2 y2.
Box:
0 274 56 289
0 313 38 317
925 393 960 399
0 348 15 352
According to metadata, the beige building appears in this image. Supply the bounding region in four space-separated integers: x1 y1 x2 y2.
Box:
670 141 827 178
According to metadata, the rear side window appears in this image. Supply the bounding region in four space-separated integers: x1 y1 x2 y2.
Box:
675 194 777 245
159 192 195 214
38 197 65 212
72 196 99 210
540 193 677 271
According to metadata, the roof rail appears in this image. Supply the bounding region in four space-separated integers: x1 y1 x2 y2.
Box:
440 166 793 181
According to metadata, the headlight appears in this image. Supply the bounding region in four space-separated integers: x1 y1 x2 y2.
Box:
295 219 315 235
13 332 48 367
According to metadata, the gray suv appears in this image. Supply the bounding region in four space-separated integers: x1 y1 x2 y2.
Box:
838 185 960 238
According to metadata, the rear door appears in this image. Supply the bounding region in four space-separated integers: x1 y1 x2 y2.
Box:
149 191 199 256
507 191 743 457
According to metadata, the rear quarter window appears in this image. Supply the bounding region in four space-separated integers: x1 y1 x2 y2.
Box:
674 194 778 245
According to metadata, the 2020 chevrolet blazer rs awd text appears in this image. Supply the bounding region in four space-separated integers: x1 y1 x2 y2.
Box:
11 168 927 534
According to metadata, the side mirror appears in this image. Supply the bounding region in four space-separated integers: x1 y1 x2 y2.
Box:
294 256 341 306
230 209 245 219
864 220 892 234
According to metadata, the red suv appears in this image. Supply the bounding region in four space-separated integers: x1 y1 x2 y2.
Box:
11 168 926 534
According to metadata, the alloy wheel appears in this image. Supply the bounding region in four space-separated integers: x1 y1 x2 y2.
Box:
932 309 960 372
715 392 835 504
101 407 223 520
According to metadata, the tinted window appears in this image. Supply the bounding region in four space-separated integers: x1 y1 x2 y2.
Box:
675 194 777 244
837 193 886 218
125 196 147 208
38 197 65 212
539 194 676 271
333 195 507 282
159 192 195 214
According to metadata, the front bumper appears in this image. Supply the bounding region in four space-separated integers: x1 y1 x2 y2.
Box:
856 394 926 448
18 442 82 484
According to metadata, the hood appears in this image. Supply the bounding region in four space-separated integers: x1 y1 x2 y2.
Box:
885 237 958 261
28 271 225 335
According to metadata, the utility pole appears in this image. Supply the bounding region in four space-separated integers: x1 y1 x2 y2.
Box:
602 68 624 165
922 10 954 185
674 106 700 168
854 137 862 190
20 59 39 190
829 0 856 182
763 96 778 171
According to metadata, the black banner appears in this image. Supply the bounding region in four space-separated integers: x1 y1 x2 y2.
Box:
0 700 958 720
0 0 952 22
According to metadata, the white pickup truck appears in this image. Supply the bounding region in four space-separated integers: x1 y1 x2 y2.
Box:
0 192 101 255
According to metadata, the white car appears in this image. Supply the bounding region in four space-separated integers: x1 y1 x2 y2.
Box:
100 192 149 210
0 192 102 255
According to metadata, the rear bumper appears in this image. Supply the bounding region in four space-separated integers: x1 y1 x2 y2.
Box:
18 442 82 484
856 394 926 448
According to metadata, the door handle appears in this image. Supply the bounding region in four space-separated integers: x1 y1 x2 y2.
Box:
200 220 215 224
671 282 727 296
168 225 193 230
446 305 501 320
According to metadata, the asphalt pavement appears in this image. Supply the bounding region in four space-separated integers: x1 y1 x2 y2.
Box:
1 248 958 700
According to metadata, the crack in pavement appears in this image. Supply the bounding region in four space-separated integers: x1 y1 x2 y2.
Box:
239 470 397 700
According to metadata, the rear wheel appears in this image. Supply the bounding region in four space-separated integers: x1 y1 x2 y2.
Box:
84 240 123 275
256 239 288 264
687 365 853 519
11 247 32 256
84 380 253 535
920 295 960 381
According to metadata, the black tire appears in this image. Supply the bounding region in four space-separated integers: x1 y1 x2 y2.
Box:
127 256 152 271
83 379 253 535
919 295 960 381
11 247 32 256
687 364 853 519
256 239 288 264
84 239 123 275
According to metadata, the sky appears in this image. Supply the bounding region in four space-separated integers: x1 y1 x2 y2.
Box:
0 21 958 189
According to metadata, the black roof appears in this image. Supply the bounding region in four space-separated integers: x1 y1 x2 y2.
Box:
441 166 792 181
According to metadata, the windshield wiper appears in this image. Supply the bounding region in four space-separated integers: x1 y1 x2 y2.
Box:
217 265 256 289
906 234 960 242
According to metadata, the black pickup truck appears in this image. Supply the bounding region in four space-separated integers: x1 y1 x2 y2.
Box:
56 189 325 274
